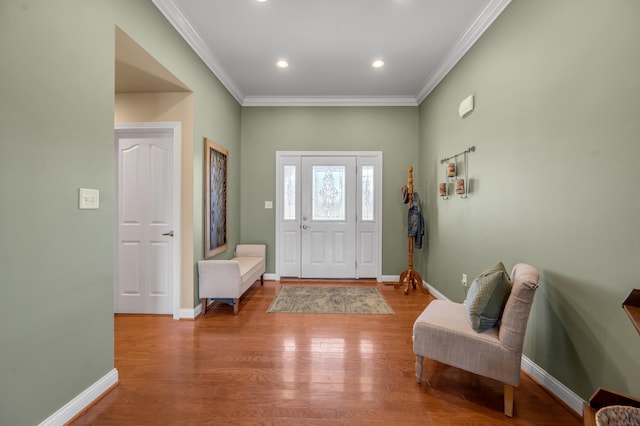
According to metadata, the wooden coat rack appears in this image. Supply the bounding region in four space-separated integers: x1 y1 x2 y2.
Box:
395 166 429 295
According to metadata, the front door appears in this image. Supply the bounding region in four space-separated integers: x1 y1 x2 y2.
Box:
300 156 356 278
115 128 175 314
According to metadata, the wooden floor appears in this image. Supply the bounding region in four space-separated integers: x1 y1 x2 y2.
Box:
72 280 581 425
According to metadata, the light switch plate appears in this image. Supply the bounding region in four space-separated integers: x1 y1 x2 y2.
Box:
265 201 273 209
79 188 99 209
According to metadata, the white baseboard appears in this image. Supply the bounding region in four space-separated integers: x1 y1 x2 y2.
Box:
39 368 118 426
381 274 399 283
424 279 584 416
382 276 438 297
521 355 584 415
181 306 199 319
424 280 448 301
273 273 386 282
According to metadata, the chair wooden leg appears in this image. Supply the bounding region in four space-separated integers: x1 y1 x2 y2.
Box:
233 298 239 315
504 384 514 417
415 355 423 384
201 298 207 317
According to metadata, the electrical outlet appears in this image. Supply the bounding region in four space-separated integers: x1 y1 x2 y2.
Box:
461 273 468 287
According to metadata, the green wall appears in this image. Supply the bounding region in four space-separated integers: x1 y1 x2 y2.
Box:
239 106 419 275
418 0 640 399
0 1 240 424
4 0 639 423
113 1 243 299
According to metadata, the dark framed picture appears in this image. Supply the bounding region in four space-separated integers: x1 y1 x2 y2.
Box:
204 138 228 258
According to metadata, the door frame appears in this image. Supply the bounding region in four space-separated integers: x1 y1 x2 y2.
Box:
114 122 181 319
275 151 382 281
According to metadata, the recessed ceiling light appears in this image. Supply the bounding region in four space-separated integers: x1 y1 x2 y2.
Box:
372 59 385 68
276 59 289 68
256 0 267 2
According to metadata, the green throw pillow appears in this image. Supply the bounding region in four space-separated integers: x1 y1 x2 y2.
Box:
466 262 512 333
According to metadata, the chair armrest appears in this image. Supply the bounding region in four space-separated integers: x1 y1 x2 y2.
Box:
197 260 242 298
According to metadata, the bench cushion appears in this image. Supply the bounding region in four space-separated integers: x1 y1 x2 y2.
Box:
236 256 265 291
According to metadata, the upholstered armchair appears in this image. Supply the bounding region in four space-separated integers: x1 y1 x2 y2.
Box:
413 263 539 417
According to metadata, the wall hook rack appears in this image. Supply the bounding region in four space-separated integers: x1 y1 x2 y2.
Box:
439 146 476 165
439 146 476 200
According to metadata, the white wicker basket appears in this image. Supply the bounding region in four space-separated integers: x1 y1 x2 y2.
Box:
595 405 640 426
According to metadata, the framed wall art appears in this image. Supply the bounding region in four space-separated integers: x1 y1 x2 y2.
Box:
204 138 228 258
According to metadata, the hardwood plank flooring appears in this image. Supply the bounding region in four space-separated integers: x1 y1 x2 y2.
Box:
72 280 581 425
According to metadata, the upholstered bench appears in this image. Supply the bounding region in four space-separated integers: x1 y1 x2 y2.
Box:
197 244 266 315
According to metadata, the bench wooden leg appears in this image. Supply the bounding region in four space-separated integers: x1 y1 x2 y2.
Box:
415 355 423 384
233 298 239 315
504 383 514 417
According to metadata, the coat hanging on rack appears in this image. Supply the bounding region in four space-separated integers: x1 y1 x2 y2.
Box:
407 191 424 249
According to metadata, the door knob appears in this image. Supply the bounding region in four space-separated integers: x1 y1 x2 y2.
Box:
162 231 174 237
302 225 310 229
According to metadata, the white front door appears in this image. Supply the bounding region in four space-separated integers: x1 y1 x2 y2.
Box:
115 128 175 314
300 156 356 278
276 151 382 280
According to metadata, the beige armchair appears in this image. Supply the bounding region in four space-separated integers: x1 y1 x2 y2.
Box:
413 263 539 417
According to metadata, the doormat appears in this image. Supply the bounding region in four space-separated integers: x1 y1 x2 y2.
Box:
267 286 394 314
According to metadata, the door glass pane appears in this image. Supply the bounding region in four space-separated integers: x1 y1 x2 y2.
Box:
283 165 296 220
361 165 374 221
312 165 345 221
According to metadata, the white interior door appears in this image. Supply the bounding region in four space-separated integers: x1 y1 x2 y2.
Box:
115 129 175 314
301 156 356 278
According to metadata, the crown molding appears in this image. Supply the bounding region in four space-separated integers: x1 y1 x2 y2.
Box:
151 0 245 104
152 0 510 107
242 96 418 107
414 0 511 104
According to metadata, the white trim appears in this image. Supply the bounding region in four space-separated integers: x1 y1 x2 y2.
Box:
423 280 449 301
264 273 279 281
424 279 585 416
181 306 199 319
415 0 511 104
276 151 383 158
242 96 418 107
151 0 509 107
39 368 118 426
114 122 182 320
150 0 244 104
521 355 584 416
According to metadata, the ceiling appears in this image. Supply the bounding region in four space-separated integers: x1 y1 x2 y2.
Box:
150 0 511 106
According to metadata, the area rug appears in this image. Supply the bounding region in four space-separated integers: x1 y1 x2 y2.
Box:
267 286 394 314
